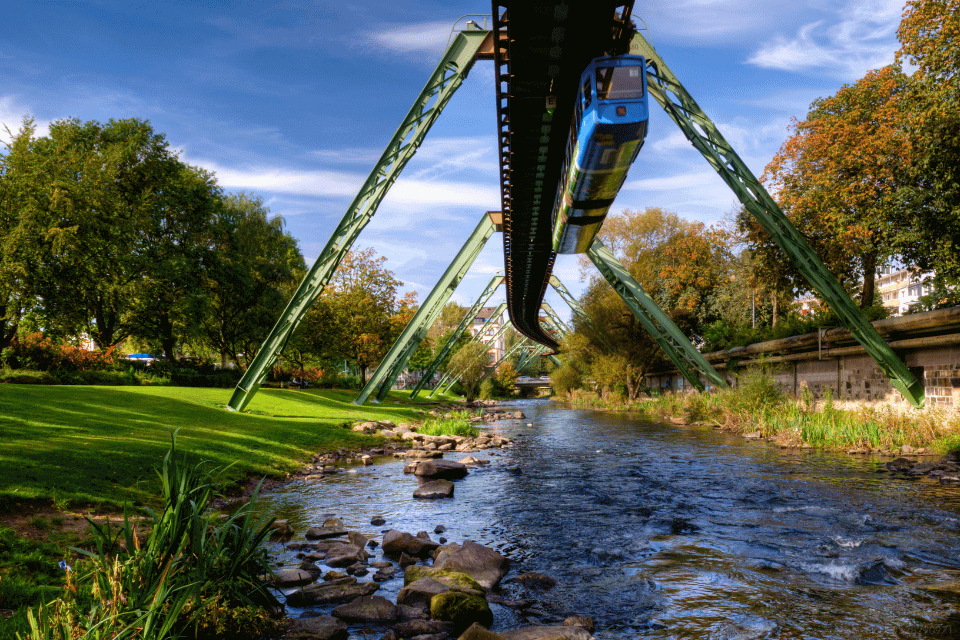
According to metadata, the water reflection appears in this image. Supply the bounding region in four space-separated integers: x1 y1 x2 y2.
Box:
258 399 960 638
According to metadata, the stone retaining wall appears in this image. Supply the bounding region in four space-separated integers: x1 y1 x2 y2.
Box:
644 326 960 409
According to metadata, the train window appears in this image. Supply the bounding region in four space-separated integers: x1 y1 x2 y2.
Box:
582 77 592 108
596 65 644 100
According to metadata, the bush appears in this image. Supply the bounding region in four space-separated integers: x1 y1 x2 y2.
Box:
21 431 281 640
418 418 479 438
6 333 121 372
478 379 496 400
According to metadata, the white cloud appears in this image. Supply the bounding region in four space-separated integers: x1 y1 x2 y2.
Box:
747 0 901 80
372 21 454 54
0 96 51 144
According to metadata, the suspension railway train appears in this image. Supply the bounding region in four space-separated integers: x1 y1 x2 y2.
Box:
551 55 650 254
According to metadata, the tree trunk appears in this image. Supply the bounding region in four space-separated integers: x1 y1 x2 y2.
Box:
861 252 878 309
771 293 779 327
0 319 17 351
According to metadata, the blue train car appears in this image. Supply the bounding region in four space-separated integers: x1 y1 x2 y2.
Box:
551 55 649 254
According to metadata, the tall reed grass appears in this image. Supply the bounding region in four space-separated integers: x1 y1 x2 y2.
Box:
558 372 960 452
21 431 282 640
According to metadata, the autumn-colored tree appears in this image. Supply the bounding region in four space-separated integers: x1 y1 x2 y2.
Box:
894 0 960 279
760 65 913 308
308 248 408 385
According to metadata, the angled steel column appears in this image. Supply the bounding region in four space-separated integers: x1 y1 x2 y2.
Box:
549 275 614 351
354 214 496 405
548 276 651 397
631 32 923 408
226 27 489 412
433 316 511 397
433 317 512 396
410 278 504 398
588 239 727 392
477 336 533 385
540 303 570 335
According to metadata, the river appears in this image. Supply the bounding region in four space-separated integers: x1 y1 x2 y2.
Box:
259 399 960 639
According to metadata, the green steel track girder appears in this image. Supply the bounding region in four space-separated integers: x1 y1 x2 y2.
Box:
410 277 504 399
630 32 924 408
354 214 496 405
226 27 488 412
588 239 727 392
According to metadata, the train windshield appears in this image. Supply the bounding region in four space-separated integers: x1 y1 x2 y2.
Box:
595 65 644 100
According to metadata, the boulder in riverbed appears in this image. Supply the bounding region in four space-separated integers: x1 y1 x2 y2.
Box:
433 540 510 589
414 459 469 479
284 576 379 607
414 479 455 499
331 595 398 623
284 615 349 640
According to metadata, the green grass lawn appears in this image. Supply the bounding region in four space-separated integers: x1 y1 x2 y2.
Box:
0 384 451 511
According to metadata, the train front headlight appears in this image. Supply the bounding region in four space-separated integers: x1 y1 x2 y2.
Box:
616 106 626 116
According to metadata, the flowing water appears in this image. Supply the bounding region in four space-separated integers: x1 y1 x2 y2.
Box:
259 400 960 639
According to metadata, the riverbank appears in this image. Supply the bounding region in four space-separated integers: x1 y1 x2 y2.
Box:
558 373 960 456
0 384 469 638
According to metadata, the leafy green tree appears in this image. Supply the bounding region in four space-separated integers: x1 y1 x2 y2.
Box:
0 119 45 350
199 192 304 367
307 248 406 386
407 337 434 373
126 164 224 361
447 341 490 402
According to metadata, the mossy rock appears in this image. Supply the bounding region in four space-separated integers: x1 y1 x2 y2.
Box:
430 590 493 631
404 566 484 593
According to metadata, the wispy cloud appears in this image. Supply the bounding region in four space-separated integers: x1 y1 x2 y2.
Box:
0 95 51 144
747 0 901 80
371 20 460 55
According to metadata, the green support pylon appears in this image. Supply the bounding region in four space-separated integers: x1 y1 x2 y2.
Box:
477 335 532 385
226 27 489 412
354 214 496 405
588 239 727 392
432 314 510 397
631 32 923 408
539 303 570 335
410 278 504 399
549 276 615 351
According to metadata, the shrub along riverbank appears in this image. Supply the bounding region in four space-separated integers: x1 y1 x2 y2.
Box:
0 384 460 639
560 372 960 454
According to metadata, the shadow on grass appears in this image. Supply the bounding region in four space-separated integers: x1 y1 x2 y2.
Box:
0 385 431 511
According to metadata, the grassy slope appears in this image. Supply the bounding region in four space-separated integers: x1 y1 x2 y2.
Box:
0 385 444 511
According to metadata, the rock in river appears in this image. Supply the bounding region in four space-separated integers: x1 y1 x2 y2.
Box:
413 459 469 480
284 615 349 640
331 595 398 623
414 479 455 499
284 576 379 607
433 540 510 589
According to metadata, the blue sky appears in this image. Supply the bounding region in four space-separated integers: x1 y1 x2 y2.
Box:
1 0 908 322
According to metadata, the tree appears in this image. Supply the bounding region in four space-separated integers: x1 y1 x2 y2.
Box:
125 164 224 361
199 192 304 367
760 66 914 308
0 119 44 351
894 0 960 278
428 301 467 342
307 248 406 386
447 341 490 402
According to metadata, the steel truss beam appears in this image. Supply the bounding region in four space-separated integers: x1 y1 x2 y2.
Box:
226 28 488 412
630 32 924 408
430 306 509 397
539 303 570 335
410 277 504 399
548 276 615 352
588 239 727 392
354 214 496 405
